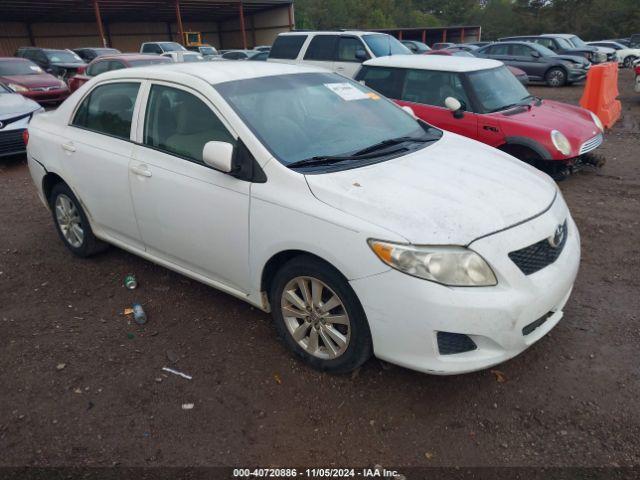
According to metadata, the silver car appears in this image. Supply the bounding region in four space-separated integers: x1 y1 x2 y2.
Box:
0 83 43 158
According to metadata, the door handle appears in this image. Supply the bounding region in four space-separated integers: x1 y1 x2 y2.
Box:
130 165 152 178
61 142 76 153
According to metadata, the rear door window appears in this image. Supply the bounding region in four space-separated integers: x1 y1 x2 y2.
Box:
72 82 140 140
304 35 338 61
269 35 307 60
87 60 110 77
487 44 510 56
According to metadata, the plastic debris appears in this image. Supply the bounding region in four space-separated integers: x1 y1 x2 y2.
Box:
273 373 282 385
124 307 134 315
490 369 508 383
124 274 138 290
162 367 192 380
182 403 194 410
56 363 66 371
132 303 147 325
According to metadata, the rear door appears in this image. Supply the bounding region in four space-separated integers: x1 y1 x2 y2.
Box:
61 81 144 249
397 68 478 139
509 44 543 76
334 36 369 78
302 34 339 70
129 81 250 292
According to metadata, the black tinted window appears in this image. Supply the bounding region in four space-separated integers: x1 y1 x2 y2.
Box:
87 60 109 76
144 85 235 163
511 44 534 56
304 35 338 61
487 44 510 55
72 82 140 140
357 66 404 99
402 70 470 109
269 35 307 59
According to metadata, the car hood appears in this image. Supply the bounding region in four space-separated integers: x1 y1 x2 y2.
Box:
498 99 601 150
0 73 63 88
305 132 557 245
0 92 40 117
52 63 85 69
556 54 589 65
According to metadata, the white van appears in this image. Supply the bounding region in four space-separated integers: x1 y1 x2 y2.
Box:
267 31 412 78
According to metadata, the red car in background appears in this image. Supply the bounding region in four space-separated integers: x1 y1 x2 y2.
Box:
424 48 529 85
634 60 640 93
356 55 605 178
0 57 70 104
68 53 171 92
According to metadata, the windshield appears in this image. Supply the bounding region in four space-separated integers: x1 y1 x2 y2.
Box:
200 47 217 55
363 34 412 57
129 58 172 67
94 48 119 56
215 72 435 167
554 37 574 49
45 50 83 63
531 43 557 57
467 66 531 113
0 83 12 93
0 60 43 75
568 35 588 48
160 42 186 52
452 51 474 57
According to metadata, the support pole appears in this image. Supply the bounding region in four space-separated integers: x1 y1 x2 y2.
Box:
398 30 403 40
26 23 35 46
442 29 447 43
421 29 426 43
92 0 108 47
175 0 185 45
288 3 294 30
460 27 465 43
239 1 247 49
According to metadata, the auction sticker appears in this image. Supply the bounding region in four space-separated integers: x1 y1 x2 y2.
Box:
324 83 369 101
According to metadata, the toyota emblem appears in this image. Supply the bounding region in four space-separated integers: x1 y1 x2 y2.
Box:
548 224 565 248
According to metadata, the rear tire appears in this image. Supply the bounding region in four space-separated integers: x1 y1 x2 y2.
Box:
545 67 567 87
49 183 108 257
270 256 372 374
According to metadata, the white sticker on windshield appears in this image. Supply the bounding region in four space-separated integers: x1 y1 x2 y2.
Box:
29 65 42 72
324 82 369 101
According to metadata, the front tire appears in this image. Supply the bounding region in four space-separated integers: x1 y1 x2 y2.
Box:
545 67 567 87
623 56 637 68
49 183 108 257
270 256 372 373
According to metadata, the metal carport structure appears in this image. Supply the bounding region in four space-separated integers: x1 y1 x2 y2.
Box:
0 0 294 55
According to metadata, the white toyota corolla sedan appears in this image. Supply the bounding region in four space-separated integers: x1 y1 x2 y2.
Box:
26 62 580 375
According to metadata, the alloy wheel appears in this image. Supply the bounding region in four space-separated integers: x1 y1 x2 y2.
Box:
55 194 84 248
280 276 351 360
548 70 565 87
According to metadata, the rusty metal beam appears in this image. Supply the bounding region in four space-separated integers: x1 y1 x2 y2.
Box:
175 0 185 44
92 0 108 47
239 0 247 49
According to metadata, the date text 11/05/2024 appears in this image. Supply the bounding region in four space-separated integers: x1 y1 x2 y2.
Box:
233 468 402 478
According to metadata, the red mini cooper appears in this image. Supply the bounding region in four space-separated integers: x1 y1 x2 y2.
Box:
356 55 604 178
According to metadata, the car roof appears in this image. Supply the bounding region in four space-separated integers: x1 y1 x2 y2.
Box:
97 61 327 85
277 30 384 37
94 53 163 62
0 56 31 61
363 55 503 72
540 34 575 38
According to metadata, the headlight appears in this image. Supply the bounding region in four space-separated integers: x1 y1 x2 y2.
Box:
368 240 497 287
8 83 28 93
590 111 604 132
551 130 572 156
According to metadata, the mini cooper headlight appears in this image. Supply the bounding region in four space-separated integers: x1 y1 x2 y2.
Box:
8 83 28 93
368 240 497 287
551 130 572 156
590 111 604 132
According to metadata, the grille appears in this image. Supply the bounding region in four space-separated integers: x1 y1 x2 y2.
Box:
0 129 26 155
522 312 552 336
579 134 603 155
509 221 568 275
437 332 477 355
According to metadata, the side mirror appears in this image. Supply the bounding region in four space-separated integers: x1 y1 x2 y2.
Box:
203 141 235 173
531 51 541 58
355 49 368 62
401 105 416 117
445 97 464 119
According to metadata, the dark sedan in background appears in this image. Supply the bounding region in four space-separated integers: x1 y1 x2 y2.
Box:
0 57 69 104
14 47 86 80
73 47 121 62
477 41 590 87
499 34 605 64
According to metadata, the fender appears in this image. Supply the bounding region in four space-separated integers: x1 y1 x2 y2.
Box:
503 136 553 161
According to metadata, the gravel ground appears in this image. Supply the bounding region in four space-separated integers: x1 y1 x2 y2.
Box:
0 69 639 471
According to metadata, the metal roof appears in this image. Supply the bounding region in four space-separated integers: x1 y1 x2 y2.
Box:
1 0 293 23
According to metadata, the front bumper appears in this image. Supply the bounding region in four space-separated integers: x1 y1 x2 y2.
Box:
23 88 70 104
568 68 588 82
350 194 580 375
0 114 31 157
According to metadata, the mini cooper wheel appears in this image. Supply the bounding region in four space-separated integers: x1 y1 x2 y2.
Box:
270 256 372 373
545 67 567 88
50 183 107 257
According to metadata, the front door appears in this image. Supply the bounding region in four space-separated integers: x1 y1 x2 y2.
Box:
398 68 478 139
129 82 250 292
62 81 144 249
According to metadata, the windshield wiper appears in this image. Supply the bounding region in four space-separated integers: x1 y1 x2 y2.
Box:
288 135 433 169
353 135 432 156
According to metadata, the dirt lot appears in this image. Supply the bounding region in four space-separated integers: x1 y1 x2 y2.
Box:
1 69 639 472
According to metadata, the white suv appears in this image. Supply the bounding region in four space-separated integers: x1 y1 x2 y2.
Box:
267 31 412 78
